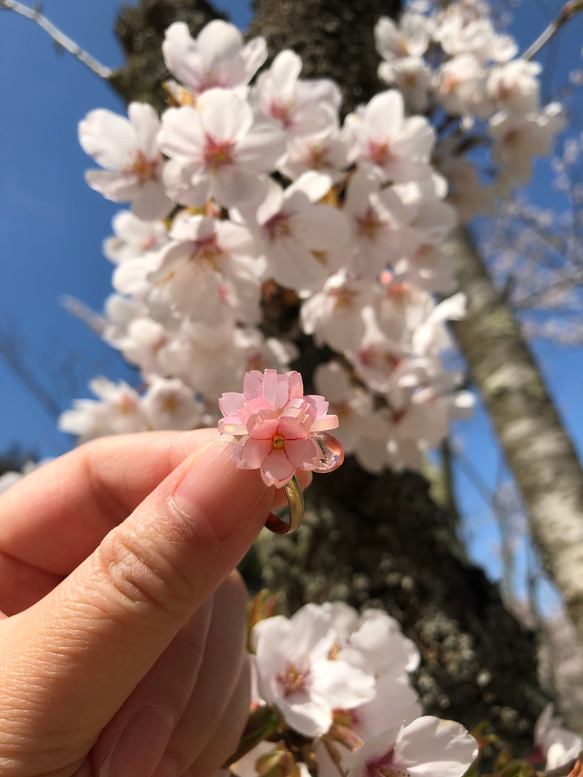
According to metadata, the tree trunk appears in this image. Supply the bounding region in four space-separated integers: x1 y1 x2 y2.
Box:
110 0 549 752
445 227 583 645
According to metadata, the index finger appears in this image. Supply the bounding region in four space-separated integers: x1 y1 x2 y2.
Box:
0 428 220 575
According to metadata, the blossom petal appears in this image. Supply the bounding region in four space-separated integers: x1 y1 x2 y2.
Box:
261 450 295 487
285 438 319 469
235 436 272 469
398 717 478 777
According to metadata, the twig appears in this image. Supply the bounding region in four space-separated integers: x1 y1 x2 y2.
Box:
0 327 62 422
522 0 583 61
0 0 113 79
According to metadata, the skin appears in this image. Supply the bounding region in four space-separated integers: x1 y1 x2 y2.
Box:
0 428 310 777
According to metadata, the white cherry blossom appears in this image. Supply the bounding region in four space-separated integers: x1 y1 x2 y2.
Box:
252 604 376 737
58 378 148 442
344 172 413 281
158 88 286 208
248 173 351 293
300 271 374 353
313 361 375 452
375 14 432 62
345 717 478 777
103 210 168 265
378 57 433 114
147 213 264 324
253 50 341 138
79 103 172 220
345 90 435 183
141 377 206 430
162 20 267 97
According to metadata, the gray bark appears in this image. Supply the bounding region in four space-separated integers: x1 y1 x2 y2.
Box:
445 227 583 645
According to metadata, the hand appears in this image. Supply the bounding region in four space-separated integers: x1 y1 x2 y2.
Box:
0 429 301 777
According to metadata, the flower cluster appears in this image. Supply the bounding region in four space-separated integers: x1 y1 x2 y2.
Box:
229 599 478 777
375 1 564 221
59 1 561 475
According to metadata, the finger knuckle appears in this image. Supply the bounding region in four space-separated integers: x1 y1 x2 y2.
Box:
94 526 196 620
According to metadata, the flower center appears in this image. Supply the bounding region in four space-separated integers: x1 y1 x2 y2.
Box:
368 140 394 166
367 748 411 777
265 212 292 242
277 660 310 698
272 432 285 450
270 100 293 128
124 150 159 183
204 135 234 170
357 207 383 239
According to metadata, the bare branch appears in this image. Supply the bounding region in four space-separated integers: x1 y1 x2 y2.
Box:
522 0 583 62
0 325 62 422
0 0 113 79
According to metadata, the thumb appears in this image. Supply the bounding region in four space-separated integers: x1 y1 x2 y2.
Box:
0 436 273 761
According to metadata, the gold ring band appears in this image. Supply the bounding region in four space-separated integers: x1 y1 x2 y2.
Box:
264 474 304 534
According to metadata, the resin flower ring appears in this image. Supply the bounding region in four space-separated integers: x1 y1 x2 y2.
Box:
218 369 344 533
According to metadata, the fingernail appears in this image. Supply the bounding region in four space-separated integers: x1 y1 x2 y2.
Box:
101 705 175 777
171 436 269 542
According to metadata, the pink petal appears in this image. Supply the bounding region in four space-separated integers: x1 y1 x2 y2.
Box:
287 371 304 400
280 399 317 428
261 450 296 488
235 436 272 469
218 391 246 416
305 394 329 417
276 373 292 409
278 413 313 440
243 370 264 400
262 369 278 407
239 398 275 427
218 416 247 435
247 412 279 439
285 438 319 469
312 414 339 431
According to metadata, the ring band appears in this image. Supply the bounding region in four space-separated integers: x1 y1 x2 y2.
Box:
264 474 304 534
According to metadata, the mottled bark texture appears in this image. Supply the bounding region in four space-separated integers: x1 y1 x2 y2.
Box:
446 227 583 646
247 0 398 113
110 0 548 751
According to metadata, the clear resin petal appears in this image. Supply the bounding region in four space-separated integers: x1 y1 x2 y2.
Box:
311 432 344 473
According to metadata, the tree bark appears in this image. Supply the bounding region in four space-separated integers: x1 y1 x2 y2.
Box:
110 0 550 752
445 227 583 645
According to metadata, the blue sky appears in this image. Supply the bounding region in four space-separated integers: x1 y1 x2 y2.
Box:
1 0 582 604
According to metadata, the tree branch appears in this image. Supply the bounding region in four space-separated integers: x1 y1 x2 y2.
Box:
522 0 583 61
0 326 62 422
0 0 113 79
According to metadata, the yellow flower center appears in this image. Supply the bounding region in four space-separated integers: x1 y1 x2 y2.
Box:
272 433 285 450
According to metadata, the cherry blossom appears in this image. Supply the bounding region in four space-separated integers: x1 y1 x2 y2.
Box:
103 210 168 265
345 717 478 777
162 20 267 98
253 50 341 138
158 88 286 208
251 604 376 736
218 369 339 487
313 361 375 453
58 378 148 442
248 173 351 293
146 213 264 324
345 90 435 184
79 103 172 220
375 14 432 62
